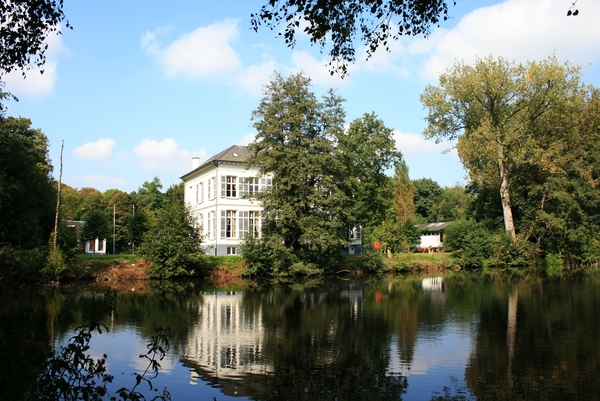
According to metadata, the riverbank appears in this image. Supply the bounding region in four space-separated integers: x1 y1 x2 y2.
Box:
67 252 457 285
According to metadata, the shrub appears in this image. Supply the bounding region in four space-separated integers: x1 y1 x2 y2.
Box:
361 251 386 273
489 233 540 267
444 220 492 268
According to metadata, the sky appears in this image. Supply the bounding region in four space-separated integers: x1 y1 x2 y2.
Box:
4 0 600 193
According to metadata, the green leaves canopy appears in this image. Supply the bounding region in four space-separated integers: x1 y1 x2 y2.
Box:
247 72 356 269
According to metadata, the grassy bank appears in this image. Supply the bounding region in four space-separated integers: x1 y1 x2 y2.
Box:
67 251 455 283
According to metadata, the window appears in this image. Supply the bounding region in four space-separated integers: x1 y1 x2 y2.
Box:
238 177 260 197
260 177 272 191
207 177 215 200
195 182 204 204
221 210 237 238
239 210 261 238
221 176 237 198
349 226 361 241
208 211 216 239
196 213 203 232
227 246 237 255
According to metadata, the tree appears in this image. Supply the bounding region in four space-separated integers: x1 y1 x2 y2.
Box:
247 72 356 271
339 112 403 228
430 184 473 222
412 178 443 222
80 209 109 253
421 55 582 239
0 117 56 249
393 160 415 223
106 190 134 253
140 197 204 279
252 0 455 76
132 177 165 213
0 0 69 77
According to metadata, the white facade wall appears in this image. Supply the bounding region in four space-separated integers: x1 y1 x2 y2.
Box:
184 161 271 256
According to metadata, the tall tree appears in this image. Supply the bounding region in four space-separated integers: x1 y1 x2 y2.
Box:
338 112 403 228
106 191 134 253
412 178 443 222
421 55 582 239
80 209 109 253
252 0 455 76
393 160 415 224
132 177 164 213
247 72 356 269
0 117 55 249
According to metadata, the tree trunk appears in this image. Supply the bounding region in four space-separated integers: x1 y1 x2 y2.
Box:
498 147 516 239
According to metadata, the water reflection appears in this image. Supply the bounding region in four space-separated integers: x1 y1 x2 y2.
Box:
3 271 600 401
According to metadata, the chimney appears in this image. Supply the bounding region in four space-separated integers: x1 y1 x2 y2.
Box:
191 157 201 169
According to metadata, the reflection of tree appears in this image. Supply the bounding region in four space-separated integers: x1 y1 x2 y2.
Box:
465 277 600 400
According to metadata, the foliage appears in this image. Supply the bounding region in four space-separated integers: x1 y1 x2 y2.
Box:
81 210 110 251
0 0 69 76
0 117 56 249
251 0 455 76
430 184 472 222
32 320 171 401
421 55 583 238
43 246 67 281
0 245 47 283
247 72 356 272
339 112 403 228
488 233 540 268
393 160 415 223
106 191 134 253
361 251 386 274
412 178 443 223
140 197 205 279
132 177 165 213
444 220 492 268
239 234 275 277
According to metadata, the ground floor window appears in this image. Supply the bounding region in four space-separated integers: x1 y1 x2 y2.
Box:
221 210 237 238
238 210 261 238
227 246 237 255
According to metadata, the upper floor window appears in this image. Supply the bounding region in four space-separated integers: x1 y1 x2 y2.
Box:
196 182 204 204
221 176 237 198
349 226 361 241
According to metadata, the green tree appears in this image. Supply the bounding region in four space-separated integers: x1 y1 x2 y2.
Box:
421 55 583 239
140 197 204 279
339 112 403 228
247 72 356 271
430 184 472 222
107 190 134 253
393 160 415 223
251 0 455 75
80 209 109 253
132 177 165 213
412 178 443 222
60 184 84 220
0 117 56 249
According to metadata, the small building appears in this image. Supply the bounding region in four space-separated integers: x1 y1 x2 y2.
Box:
181 145 362 256
414 222 452 252
64 220 107 254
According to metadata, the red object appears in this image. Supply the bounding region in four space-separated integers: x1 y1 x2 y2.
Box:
375 292 382 302
374 241 381 251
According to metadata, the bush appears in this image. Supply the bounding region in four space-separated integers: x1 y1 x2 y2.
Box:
0 245 47 283
489 233 540 267
361 251 386 273
444 220 492 268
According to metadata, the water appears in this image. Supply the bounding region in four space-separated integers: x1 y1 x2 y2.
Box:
2 270 600 401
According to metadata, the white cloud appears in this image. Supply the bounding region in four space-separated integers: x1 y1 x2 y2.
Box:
73 139 117 160
418 0 600 80
78 174 127 188
134 138 206 173
3 28 69 96
235 133 256 146
142 19 242 78
235 60 279 95
393 130 454 157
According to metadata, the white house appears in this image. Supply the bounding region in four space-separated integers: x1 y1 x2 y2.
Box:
64 220 107 254
414 222 452 251
181 145 362 256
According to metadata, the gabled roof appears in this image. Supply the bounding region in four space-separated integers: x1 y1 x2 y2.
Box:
181 145 252 180
415 222 453 232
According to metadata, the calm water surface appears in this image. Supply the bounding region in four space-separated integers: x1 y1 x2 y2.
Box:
3 271 600 400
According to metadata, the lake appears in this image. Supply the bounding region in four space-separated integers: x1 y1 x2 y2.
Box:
2 269 600 401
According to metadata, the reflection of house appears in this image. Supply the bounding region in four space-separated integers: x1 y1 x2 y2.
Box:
64 220 107 254
415 222 452 251
183 291 267 382
181 145 362 256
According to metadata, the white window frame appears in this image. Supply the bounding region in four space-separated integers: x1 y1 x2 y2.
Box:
221 210 237 238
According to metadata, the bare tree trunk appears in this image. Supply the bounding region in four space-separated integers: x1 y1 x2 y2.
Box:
498 146 516 239
53 140 64 249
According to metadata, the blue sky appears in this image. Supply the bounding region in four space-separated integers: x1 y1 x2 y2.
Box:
5 0 600 193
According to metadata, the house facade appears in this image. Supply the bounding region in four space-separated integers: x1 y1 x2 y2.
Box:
181 145 362 256
64 220 107 254
414 222 452 252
